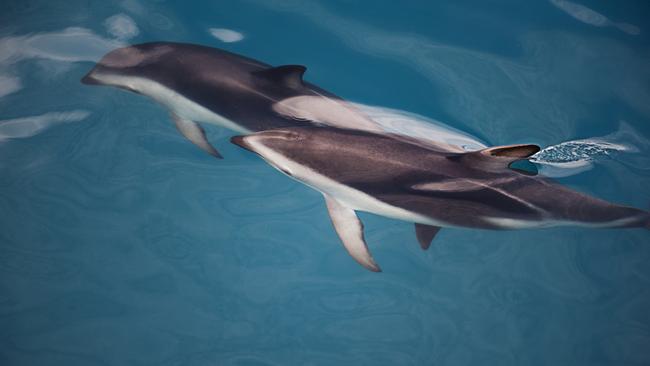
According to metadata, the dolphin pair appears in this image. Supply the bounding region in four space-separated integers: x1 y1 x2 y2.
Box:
232 127 650 272
83 42 648 272
82 42 412 158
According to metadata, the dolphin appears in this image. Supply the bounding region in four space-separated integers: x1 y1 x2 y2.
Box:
231 127 650 272
81 41 392 158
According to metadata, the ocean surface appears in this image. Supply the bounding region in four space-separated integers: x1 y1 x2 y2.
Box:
1 1 650 365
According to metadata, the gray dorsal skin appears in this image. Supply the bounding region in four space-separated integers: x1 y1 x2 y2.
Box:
81 42 340 157
231 127 650 271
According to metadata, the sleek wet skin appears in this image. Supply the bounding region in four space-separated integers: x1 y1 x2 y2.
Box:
231 127 650 272
81 42 392 158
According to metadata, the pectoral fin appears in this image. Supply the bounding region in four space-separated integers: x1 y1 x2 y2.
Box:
324 194 381 272
414 223 441 250
171 113 222 158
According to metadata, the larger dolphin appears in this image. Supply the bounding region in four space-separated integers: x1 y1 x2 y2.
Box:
231 127 650 272
81 42 396 158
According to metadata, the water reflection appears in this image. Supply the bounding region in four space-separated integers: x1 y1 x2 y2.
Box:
104 14 139 41
0 110 89 141
0 74 21 98
549 0 640 35
209 28 245 43
0 28 123 64
0 27 125 102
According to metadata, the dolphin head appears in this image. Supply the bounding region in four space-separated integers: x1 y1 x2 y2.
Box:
231 129 317 178
231 129 304 151
231 126 400 182
81 43 174 91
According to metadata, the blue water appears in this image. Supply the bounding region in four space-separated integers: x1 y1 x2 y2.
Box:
2 1 650 365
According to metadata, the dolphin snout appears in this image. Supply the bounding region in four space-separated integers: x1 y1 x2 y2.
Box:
230 135 251 151
81 70 100 85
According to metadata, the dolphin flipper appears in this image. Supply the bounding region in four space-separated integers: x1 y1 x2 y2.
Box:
323 194 381 272
414 223 441 250
171 113 222 158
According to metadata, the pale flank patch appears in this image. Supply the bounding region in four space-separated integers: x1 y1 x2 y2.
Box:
273 96 383 132
273 96 487 152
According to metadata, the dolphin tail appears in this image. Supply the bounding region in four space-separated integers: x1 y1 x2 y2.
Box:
171 113 222 158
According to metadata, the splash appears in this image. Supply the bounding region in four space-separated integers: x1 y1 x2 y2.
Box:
531 122 647 177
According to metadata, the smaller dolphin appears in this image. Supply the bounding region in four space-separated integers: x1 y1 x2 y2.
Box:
81 42 383 158
231 127 650 272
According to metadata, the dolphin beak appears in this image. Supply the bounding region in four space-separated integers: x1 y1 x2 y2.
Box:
81 70 100 85
230 135 252 151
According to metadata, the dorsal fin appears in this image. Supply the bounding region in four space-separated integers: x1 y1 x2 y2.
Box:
253 65 306 88
457 144 540 173
414 223 441 250
479 144 540 159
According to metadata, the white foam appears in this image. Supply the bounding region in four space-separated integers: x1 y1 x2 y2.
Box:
531 121 646 177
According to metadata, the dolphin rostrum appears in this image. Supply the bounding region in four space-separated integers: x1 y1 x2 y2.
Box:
231 127 650 272
81 42 391 158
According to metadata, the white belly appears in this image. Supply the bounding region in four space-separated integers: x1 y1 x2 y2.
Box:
94 73 251 133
